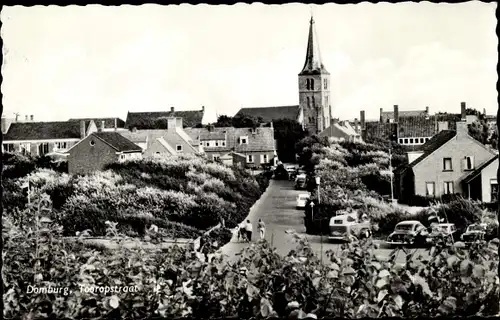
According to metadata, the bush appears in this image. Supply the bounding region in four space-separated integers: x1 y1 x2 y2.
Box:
255 172 270 192
3 211 499 319
274 163 289 180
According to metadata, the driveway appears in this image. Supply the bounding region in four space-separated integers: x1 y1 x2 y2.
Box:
221 180 430 265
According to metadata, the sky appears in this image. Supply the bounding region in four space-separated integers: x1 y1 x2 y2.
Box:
1 2 498 124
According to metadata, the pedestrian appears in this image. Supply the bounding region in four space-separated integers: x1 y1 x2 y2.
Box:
258 218 266 240
239 221 247 242
245 219 253 242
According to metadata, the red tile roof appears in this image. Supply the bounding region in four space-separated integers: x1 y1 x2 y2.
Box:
92 132 143 153
235 106 301 123
125 110 204 129
3 121 82 141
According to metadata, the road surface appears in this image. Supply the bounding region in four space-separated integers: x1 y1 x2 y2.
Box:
220 180 430 264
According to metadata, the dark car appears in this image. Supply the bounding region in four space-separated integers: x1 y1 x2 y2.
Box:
294 174 307 190
460 223 487 243
386 221 429 248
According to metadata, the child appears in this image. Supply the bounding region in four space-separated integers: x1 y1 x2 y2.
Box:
258 219 266 240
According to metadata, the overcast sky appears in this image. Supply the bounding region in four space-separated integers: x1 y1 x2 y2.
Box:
1 2 497 123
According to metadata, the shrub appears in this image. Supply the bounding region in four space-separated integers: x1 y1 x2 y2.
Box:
274 163 289 180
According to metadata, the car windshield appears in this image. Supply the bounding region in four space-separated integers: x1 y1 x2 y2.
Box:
395 224 414 231
432 225 447 231
469 225 484 231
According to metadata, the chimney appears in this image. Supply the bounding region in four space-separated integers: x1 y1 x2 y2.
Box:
360 110 366 129
461 102 466 120
30 115 34 121
114 118 117 131
201 106 205 112
483 108 486 116
393 105 399 123
171 107 175 113
425 106 429 115
380 108 383 123
176 117 183 128
332 118 339 125
270 121 274 129
80 120 86 138
98 120 105 132
167 117 177 130
456 120 468 138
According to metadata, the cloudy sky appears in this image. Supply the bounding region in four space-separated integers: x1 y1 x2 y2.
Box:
1 2 497 123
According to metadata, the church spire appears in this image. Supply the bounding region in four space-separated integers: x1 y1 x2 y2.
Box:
300 15 328 75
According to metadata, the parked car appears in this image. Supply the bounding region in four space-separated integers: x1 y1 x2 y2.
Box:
461 223 487 243
296 193 310 209
328 212 372 242
295 174 307 190
386 221 429 247
425 223 459 246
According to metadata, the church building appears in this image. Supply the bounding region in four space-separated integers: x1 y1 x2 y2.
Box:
235 16 331 135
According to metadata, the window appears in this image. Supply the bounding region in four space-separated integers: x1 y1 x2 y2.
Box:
215 141 219 147
306 79 310 90
247 154 254 163
426 182 435 197
119 154 126 161
420 138 424 143
90 140 95 146
399 139 403 144
310 79 314 90
491 179 498 203
324 79 327 89
261 154 269 163
56 141 68 150
443 158 452 171
404 139 408 144
306 97 310 108
205 141 210 147
3 143 15 152
426 138 430 142
20 143 31 154
221 141 226 147
463 156 474 170
312 96 315 107
239 136 248 144
38 143 49 155
409 138 414 144
444 181 454 194
176 145 183 152
325 96 329 107
213 155 221 161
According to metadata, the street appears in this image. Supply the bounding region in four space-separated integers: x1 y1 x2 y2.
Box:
221 179 430 265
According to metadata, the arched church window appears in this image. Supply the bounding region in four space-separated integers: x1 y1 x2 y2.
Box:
306 79 310 90
312 97 315 107
310 79 315 90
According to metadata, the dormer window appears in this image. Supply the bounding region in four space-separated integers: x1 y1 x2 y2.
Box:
239 136 248 144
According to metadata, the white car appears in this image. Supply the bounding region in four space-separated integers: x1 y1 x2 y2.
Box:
296 193 310 209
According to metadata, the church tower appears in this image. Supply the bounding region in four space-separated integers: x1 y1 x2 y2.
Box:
298 15 331 134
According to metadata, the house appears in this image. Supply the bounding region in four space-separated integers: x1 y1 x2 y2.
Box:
361 102 468 150
235 106 304 126
119 117 202 157
67 131 142 175
2 119 96 156
319 119 362 142
461 155 498 203
125 106 206 130
69 117 126 131
185 125 277 168
394 120 496 203
1 113 37 134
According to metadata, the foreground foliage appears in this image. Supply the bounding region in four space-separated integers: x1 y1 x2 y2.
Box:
3 197 499 319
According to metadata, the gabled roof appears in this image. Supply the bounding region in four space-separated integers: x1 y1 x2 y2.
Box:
125 110 204 129
69 117 125 128
92 132 142 153
397 116 436 138
185 127 275 153
320 122 360 139
3 121 82 141
462 155 498 184
235 105 301 123
200 131 226 141
407 130 456 168
382 110 427 122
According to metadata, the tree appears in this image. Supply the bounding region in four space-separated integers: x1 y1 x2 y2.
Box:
231 114 263 128
272 119 307 163
497 104 500 284
213 115 233 127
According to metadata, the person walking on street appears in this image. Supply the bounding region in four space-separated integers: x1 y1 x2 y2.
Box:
245 219 253 242
258 218 266 240
239 221 247 242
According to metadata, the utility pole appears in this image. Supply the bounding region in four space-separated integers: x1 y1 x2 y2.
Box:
389 145 394 203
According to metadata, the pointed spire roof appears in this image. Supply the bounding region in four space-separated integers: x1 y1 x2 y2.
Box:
300 15 329 75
